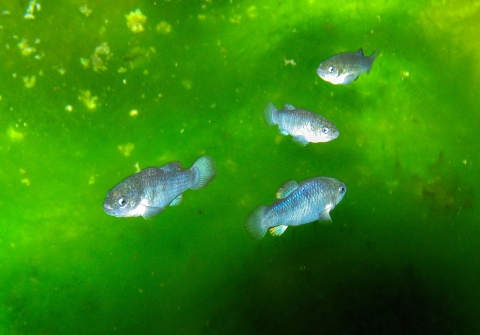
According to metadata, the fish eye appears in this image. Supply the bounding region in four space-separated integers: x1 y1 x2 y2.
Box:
339 186 346 193
328 65 335 73
118 197 128 207
322 126 330 134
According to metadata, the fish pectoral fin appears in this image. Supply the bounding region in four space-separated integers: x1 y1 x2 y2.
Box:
318 208 332 223
169 194 183 206
292 136 309 146
276 180 298 199
269 225 288 236
141 205 164 219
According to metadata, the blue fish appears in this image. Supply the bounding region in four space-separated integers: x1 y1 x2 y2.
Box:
317 48 380 85
245 177 346 239
264 102 339 146
103 155 216 219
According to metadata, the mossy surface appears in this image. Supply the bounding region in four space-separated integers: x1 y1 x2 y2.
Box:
0 1 478 334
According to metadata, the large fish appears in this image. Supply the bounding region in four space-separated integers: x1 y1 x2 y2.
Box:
245 177 346 239
263 102 339 146
103 155 216 219
317 48 380 85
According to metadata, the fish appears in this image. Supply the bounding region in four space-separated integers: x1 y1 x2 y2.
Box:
103 155 216 219
263 102 339 146
245 177 346 239
317 48 380 85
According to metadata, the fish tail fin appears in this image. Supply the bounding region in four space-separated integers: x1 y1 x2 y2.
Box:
370 50 380 61
191 155 217 190
263 101 277 126
245 205 268 240
367 50 380 73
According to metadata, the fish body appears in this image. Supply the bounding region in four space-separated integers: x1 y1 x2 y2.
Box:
245 177 346 239
317 49 380 85
103 155 216 219
263 102 339 146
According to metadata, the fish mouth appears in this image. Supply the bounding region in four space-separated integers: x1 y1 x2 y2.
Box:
316 68 325 76
103 203 113 213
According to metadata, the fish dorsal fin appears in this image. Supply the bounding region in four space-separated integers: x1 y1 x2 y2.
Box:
161 161 182 172
276 180 298 199
356 48 364 56
169 194 183 206
269 225 288 236
283 104 296 111
141 205 164 219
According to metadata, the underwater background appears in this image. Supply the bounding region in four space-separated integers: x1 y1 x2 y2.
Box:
0 0 479 334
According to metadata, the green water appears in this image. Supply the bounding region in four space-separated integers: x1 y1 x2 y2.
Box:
1 0 479 334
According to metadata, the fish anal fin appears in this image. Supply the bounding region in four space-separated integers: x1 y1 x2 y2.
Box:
276 180 298 199
269 225 288 236
293 136 309 146
279 127 289 135
169 194 183 206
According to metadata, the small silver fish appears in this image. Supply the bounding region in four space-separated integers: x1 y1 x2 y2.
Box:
317 48 380 85
103 155 216 219
245 177 346 239
263 102 339 146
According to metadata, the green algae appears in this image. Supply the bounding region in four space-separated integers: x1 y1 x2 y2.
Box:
0 0 479 334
